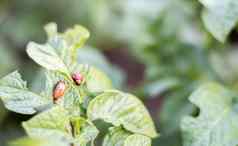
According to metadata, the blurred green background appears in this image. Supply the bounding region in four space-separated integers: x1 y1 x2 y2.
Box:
1 0 238 146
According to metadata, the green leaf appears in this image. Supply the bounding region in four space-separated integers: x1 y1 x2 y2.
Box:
84 66 112 93
181 82 238 146
27 23 90 71
45 22 90 66
103 127 131 146
103 127 151 146
73 64 113 94
44 22 58 38
23 106 71 141
87 90 158 138
124 134 151 146
8 137 68 146
26 42 67 71
44 22 90 48
63 25 90 49
0 71 48 114
199 0 238 42
23 106 98 145
0 71 27 88
47 36 68 64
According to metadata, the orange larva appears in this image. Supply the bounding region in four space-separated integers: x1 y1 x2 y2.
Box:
53 81 66 103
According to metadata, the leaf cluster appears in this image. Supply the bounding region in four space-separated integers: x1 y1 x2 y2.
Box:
0 23 157 146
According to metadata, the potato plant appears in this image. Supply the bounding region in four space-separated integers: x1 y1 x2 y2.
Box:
1 0 238 145
0 23 157 146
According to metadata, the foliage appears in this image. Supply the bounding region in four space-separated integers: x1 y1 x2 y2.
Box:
1 0 238 146
0 23 157 146
0 39 19 124
126 0 238 145
198 0 238 42
181 83 238 146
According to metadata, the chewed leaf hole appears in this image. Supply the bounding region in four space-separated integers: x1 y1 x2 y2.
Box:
191 107 200 118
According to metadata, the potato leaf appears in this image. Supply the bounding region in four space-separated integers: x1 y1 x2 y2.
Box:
0 71 48 114
87 90 158 138
103 127 131 146
124 134 151 146
26 42 67 71
44 23 58 38
45 22 90 49
45 22 90 66
27 23 90 71
8 137 68 146
23 106 71 140
181 83 238 146
103 127 151 146
23 106 98 145
199 0 238 42
63 25 90 49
